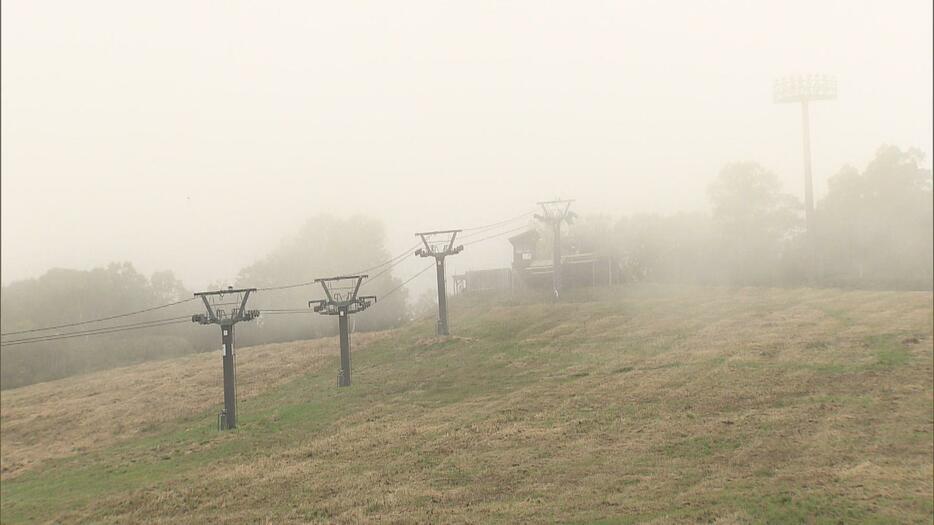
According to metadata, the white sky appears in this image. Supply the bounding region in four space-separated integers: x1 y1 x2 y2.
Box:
2 0 932 292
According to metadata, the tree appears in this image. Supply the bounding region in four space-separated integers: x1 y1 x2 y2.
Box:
612 212 716 284
567 214 616 257
0 263 208 389
150 270 190 302
411 289 438 321
817 145 933 289
707 162 802 285
234 214 410 347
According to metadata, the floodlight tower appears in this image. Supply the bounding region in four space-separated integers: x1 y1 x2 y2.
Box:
309 275 376 387
534 199 576 298
774 74 837 253
415 229 463 336
192 286 260 430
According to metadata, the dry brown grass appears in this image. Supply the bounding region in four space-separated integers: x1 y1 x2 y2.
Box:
0 331 388 479
2 285 932 523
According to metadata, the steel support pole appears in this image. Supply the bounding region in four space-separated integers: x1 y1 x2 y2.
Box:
436 256 449 336
552 220 562 298
338 307 351 387
221 324 237 429
800 99 819 281
801 100 815 239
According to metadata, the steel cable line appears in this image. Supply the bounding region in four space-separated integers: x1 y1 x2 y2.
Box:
260 263 434 315
459 210 534 238
369 221 530 303
0 317 193 347
258 252 413 312
360 251 416 288
259 311 318 316
461 224 532 247
258 308 317 314
1 315 194 343
379 262 435 301
149 216 523 326
214 212 531 294
1 211 532 336
0 298 199 337
256 242 421 292
255 279 318 292
461 209 534 231
258 257 421 314
353 242 421 275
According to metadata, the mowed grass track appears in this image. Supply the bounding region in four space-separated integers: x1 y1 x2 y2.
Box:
1 285 931 524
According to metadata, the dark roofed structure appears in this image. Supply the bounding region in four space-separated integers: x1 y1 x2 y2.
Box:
455 228 620 294
508 229 541 270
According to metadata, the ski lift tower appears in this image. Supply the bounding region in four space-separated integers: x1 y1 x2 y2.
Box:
309 275 376 387
415 229 463 336
192 286 260 430
534 199 576 299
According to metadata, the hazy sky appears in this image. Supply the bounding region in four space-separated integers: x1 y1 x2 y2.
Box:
2 0 932 292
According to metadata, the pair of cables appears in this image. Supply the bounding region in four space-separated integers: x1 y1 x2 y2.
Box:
1 210 538 343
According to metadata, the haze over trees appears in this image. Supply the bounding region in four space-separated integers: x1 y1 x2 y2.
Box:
0 263 210 389
816 145 933 289
573 145 932 290
1 145 930 390
0 217 410 389
233 214 410 348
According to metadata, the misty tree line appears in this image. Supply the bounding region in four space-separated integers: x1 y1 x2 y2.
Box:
0 264 212 389
570 145 933 290
1 145 930 389
0 216 410 389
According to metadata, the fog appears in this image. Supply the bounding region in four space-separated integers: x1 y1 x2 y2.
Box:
2 0 932 296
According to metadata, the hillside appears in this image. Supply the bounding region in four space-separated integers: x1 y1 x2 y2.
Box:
1 285 932 523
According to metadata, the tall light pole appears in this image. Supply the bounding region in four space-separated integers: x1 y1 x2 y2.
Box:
774 74 837 277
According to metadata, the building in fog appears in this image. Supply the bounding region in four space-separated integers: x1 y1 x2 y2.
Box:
453 228 619 294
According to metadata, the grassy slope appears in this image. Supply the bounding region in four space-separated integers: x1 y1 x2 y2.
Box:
1 285 932 524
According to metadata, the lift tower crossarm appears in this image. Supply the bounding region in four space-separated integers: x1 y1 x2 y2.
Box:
313 276 368 307
193 287 258 325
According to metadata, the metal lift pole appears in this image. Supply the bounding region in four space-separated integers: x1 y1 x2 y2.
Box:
415 229 463 336
535 200 575 300
338 306 351 387
192 287 259 430
435 256 449 336
552 219 562 297
221 323 237 428
310 275 376 388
